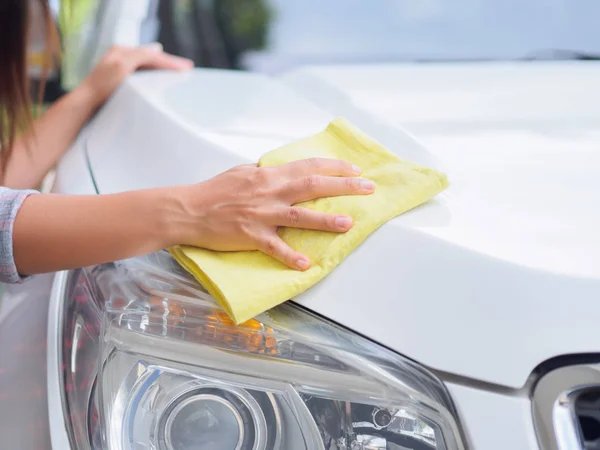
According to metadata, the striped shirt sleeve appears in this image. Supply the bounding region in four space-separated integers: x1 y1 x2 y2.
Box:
0 187 39 284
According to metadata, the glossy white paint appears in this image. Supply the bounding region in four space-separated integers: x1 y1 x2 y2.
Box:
446 382 540 450
52 126 98 195
85 70 333 192
83 65 600 389
282 63 600 278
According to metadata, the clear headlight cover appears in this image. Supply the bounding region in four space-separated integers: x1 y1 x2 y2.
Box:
61 252 467 450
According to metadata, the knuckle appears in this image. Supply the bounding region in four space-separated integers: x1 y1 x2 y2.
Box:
345 177 360 190
232 164 255 179
253 167 271 184
237 163 257 171
304 157 320 169
251 168 275 196
264 237 278 257
303 174 321 190
285 207 302 225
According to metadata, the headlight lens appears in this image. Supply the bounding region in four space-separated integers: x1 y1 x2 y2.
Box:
61 251 466 450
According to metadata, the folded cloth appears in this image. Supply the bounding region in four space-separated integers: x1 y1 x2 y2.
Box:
170 118 449 324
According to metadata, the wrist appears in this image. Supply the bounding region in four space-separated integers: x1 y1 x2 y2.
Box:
153 185 201 248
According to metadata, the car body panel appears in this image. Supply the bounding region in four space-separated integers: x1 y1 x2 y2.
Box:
281 62 600 279
446 382 539 450
83 65 600 389
53 127 99 195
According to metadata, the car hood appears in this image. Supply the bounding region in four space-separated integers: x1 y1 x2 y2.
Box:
83 62 600 388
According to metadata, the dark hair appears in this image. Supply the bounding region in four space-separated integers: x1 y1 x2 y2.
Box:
0 0 56 181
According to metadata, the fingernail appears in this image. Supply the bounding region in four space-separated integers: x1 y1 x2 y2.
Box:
352 165 362 174
335 216 353 230
296 258 310 270
360 180 375 191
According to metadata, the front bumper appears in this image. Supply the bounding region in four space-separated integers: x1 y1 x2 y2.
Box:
447 382 540 450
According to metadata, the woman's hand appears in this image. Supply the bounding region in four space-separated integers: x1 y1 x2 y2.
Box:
79 44 193 110
13 159 373 276
170 158 375 270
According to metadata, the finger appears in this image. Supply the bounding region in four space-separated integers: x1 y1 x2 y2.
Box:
258 234 311 271
268 207 353 232
127 45 193 71
282 158 362 178
283 174 375 204
140 52 194 71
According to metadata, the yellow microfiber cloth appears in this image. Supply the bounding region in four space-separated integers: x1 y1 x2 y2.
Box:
170 118 449 324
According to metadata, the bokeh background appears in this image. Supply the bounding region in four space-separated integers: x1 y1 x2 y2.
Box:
30 0 600 102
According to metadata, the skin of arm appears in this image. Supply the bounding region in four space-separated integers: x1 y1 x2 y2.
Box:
3 85 99 190
13 188 184 275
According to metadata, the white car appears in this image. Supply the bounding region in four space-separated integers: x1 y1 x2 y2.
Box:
2 1 600 450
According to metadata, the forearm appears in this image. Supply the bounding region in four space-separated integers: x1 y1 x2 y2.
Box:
4 84 99 190
13 188 184 275
3 44 192 190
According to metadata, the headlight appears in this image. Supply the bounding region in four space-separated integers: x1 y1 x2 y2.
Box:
58 251 467 450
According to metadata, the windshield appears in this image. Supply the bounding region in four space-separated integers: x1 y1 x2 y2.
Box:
57 0 600 85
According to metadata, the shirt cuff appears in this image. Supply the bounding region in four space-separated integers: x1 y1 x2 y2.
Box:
1 189 39 284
